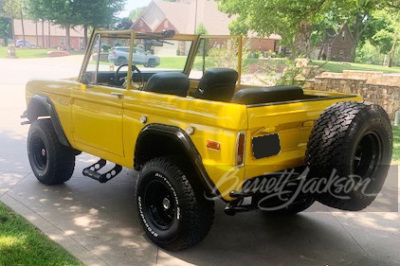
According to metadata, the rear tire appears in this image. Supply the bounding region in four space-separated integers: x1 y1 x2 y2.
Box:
306 102 392 211
136 157 214 251
27 119 75 185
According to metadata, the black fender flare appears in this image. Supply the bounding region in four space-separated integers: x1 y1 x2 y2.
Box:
25 95 71 147
134 123 217 196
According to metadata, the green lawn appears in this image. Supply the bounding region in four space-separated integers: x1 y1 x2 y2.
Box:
311 60 400 74
0 202 82 266
0 46 57 59
393 126 400 162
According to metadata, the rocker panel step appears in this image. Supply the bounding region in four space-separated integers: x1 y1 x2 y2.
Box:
82 159 122 183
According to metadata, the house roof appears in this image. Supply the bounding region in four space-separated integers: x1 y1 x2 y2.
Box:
13 19 84 37
134 0 281 39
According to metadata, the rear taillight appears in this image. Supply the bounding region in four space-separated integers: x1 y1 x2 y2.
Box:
235 131 246 167
112 51 116 54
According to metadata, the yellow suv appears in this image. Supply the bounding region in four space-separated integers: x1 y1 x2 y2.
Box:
22 30 392 251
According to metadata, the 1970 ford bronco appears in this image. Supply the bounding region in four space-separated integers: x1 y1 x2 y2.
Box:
22 30 392 251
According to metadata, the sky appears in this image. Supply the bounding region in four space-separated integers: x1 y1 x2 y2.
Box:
117 0 153 18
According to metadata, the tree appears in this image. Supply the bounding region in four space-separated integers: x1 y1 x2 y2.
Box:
218 0 394 61
0 17 12 45
27 0 125 51
73 0 125 49
3 0 26 45
114 17 133 30
25 0 46 47
195 23 208 35
370 9 400 66
218 0 332 58
129 6 146 21
27 0 78 51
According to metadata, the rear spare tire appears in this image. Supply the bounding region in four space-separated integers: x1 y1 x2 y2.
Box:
306 102 392 211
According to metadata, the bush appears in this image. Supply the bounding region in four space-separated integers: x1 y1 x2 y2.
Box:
356 41 385 65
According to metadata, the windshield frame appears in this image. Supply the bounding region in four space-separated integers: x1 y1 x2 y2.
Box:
79 30 199 90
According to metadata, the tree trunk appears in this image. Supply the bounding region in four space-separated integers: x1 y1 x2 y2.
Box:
387 36 398 67
349 16 365 63
20 9 25 46
83 24 88 50
65 24 71 51
48 21 51 48
294 21 312 58
41 20 45 48
35 21 38 48
10 17 14 44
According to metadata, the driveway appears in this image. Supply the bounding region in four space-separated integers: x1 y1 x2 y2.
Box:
0 56 399 266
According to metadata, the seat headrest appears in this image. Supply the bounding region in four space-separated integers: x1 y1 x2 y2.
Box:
193 68 238 102
145 72 190 97
232 86 304 105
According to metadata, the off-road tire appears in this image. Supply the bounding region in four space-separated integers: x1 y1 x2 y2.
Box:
306 102 392 211
136 157 214 251
27 119 75 185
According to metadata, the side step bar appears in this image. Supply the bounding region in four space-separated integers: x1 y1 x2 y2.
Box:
224 191 256 216
82 159 122 183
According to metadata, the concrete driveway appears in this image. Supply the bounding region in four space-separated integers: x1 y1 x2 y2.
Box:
0 56 399 266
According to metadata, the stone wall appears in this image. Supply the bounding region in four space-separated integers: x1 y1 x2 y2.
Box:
308 70 400 120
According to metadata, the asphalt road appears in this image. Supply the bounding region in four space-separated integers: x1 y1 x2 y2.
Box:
0 56 399 266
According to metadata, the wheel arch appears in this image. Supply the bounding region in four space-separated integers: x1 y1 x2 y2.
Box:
25 95 71 147
134 124 217 196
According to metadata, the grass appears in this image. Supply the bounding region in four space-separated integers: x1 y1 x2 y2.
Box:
311 60 400 74
0 202 83 266
393 126 400 162
0 46 58 59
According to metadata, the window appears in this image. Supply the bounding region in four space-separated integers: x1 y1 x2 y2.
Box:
189 37 239 79
82 35 131 86
342 31 346 42
81 33 195 87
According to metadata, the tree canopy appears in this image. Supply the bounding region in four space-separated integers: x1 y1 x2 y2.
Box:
26 0 125 50
218 0 398 61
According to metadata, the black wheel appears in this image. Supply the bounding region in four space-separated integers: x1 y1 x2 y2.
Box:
115 57 127 66
306 102 392 211
27 119 75 185
147 58 157 68
136 157 214 251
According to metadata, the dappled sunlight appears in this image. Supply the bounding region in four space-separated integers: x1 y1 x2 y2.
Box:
0 173 28 196
332 212 399 233
74 215 107 230
0 235 25 248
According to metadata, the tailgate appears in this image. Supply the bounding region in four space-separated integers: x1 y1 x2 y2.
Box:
244 94 362 179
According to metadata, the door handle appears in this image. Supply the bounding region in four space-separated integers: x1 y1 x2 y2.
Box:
111 92 123 99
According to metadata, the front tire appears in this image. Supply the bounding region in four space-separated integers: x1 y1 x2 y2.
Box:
27 119 75 185
136 157 214 251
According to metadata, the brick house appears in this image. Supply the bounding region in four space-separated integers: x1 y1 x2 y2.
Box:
321 24 354 62
13 19 85 50
131 0 281 53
